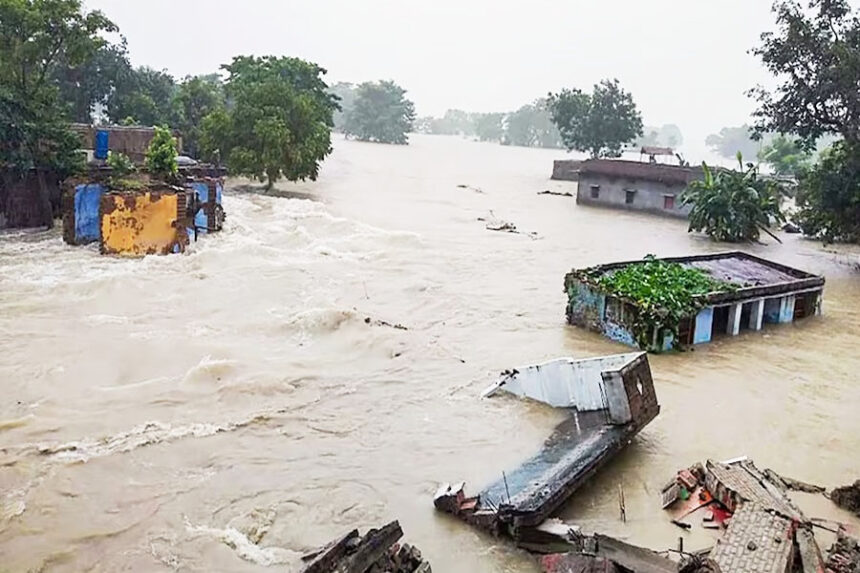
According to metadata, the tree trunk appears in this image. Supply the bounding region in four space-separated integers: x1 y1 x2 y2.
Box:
36 170 54 229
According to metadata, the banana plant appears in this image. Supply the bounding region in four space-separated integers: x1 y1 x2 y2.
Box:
682 153 785 242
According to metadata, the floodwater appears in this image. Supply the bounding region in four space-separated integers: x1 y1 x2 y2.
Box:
1 134 859 572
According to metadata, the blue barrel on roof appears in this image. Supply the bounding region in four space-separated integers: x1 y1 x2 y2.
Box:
94 130 109 160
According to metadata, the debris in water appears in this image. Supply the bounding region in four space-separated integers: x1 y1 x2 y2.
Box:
436 352 659 540
300 520 431 573
364 317 409 331
825 530 860 572
456 184 484 194
537 190 574 197
479 210 540 238
662 457 829 573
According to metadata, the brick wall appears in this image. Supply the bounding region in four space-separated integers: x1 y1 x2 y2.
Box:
620 354 660 428
710 503 795 573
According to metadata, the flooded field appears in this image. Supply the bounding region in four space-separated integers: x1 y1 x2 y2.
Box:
1 134 859 572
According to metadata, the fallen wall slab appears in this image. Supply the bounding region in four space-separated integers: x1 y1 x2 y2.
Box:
436 352 659 537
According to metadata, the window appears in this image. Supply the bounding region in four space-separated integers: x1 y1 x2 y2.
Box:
625 189 636 204
590 185 600 199
663 194 676 210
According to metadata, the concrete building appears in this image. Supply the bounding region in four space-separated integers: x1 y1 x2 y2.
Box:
575 159 702 218
565 252 826 351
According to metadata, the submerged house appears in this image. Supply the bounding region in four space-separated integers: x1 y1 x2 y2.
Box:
565 252 825 352
576 159 702 218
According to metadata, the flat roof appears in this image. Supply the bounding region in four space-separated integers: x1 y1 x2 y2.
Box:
578 159 701 186
569 251 825 305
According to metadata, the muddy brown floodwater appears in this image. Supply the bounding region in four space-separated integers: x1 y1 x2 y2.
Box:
1 134 859 572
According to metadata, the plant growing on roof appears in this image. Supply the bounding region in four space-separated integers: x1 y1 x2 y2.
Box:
682 154 785 243
577 256 737 350
144 125 179 181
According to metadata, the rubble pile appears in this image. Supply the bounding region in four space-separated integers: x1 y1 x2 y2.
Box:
300 521 431 573
825 531 860 573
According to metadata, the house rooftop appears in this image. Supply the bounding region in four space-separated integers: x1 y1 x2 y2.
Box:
572 252 825 305
578 159 700 186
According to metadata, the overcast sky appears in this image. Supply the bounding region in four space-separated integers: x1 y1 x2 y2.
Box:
83 1 857 157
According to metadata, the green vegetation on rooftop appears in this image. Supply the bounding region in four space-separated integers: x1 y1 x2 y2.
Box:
572 256 738 350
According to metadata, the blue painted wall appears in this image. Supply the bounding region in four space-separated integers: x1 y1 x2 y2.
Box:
779 296 795 323
694 307 714 344
190 182 210 233
764 298 781 324
73 184 104 244
603 320 637 347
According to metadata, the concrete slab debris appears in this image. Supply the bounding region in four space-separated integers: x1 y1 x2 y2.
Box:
436 352 659 539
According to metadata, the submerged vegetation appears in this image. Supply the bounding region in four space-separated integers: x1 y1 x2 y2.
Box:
576 256 737 350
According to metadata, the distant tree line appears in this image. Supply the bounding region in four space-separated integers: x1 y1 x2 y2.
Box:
411 100 564 149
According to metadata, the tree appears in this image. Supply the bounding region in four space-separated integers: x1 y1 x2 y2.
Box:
705 125 768 159
750 0 860 146
548 79 643 158
758 135 812 177
682 155 785 243
200 55 339 189
0 0 115 227
794 141 860 243
343 80 415 144
329 82 356 132
145 126 179 181
504 99 563 148
174 75 224 158
53 39 131 123
107 66 178 127
426 109 473 136
472 112 505 142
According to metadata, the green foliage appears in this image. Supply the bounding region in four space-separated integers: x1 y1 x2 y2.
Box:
548 79 643 158
174 75 224 158
107 66 179 127
750 0 860 146
200 55 338 189
106 151 135 177
758 135 812 177
0 0 112 178
588 256 736 350
144 126 178 180
794 141 860 243
343 80 416 144
705 125 769 159
329 82 357 132
472 112 506 142
682 157 785 242
504 99 563 148
53 39 130 123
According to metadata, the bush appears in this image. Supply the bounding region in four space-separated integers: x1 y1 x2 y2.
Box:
144 125 178 180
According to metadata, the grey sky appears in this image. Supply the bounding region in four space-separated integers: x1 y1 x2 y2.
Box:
83 1 854 157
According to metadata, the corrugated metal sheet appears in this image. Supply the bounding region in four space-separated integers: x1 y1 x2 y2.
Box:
100 190 189 257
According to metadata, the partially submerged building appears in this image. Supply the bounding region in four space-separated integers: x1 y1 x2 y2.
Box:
565 252 825 352
576 159 701 218
62 165 226 257
435 352 659 538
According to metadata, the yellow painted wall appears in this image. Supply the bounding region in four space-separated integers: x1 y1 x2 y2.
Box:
100 191 187 257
